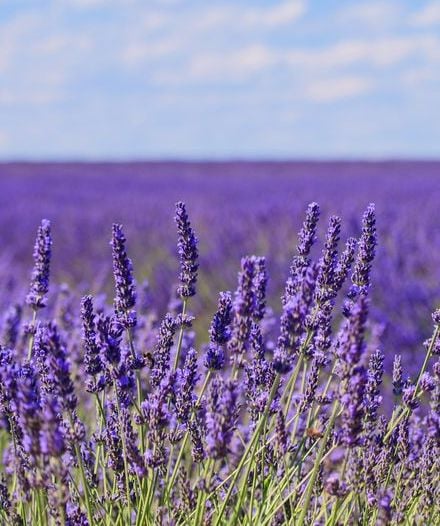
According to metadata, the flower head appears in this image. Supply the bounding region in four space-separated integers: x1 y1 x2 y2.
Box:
26 219 52 309
175 201 199 298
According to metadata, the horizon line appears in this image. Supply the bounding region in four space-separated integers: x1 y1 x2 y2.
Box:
1 157 440 165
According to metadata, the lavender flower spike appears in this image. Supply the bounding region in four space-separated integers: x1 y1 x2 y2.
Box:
351 203 377 295
205 291 233 370
228 256 256 368
175 201 199 299
253 256 268 322
297 202 320 257
111 223 137 328
80 295 104 392
206 376 238 459
26 219 52 309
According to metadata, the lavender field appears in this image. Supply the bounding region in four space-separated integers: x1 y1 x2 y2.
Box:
0 162 439 525
1 162 439 370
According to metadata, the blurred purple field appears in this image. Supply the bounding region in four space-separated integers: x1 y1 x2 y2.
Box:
1 161 439 373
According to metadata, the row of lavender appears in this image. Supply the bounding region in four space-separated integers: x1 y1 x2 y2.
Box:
1 163 440 376
0 193 439 524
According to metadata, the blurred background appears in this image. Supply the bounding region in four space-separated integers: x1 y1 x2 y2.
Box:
0 1 440 373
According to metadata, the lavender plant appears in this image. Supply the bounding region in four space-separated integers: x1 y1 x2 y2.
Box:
0 200 439 526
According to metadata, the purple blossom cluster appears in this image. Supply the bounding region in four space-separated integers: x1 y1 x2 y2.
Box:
0 196 439 525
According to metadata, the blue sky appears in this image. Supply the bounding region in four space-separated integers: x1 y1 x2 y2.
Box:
1 0 440 159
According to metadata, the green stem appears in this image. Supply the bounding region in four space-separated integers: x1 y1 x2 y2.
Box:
173 299 187 370
215 374 281 526
297 401 339 526
27 308 37 360
114 392 133 524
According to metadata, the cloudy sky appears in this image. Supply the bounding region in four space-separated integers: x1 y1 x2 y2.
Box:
1 0 440 159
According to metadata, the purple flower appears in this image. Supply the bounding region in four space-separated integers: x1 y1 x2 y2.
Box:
80 295 104 392
97 314 124 376
16 365 41 461
39 396 65 457
297 202 320 257
275 410 288 455
364 349 384 426
334 237 357 292
350 203 377 297
151 313 177 388
419 372 435 392
111 224 137 328
337 297 369 446
2 304 22 348
175 201 199 298
315 215 341 302
299 358 320 412
228 257 257 368
283 203 320 305
206 376 238 459
138 373 176 467
432 308 440 326
102 401 125 476
204 291 233 370
26 219 52 310
402 382 418 410
34 322 77 413
324 473 347 497
273 295 305 374
175 348 199 424
392 355 404 396
245 324 275 421
253 256 268 322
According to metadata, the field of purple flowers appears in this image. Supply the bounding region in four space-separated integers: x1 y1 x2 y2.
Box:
0 162 439 524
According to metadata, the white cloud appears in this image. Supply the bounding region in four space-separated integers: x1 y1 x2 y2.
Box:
0 12 42 72
187 45 274 81
151 33 440 86
34 34 92 55
338 2 402 28
119 1 306 67
190 1 306 32
304 76 373 102
121 38 181 65
242 1 306 28
285 35 440 70
412 2 440 26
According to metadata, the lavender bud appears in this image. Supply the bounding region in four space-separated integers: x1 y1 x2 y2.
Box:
26 219 52 310
111 224 137 328
402 383 418 410
228 257 256 367
80 295 103 384
151 314 177 388
392 355 403 396
273 296 305 374
315 215 341 302
364 349 384 425
324 473 347 497
419 372 435 392
253 257 268 322
175 201 199 298
351 204 377 295
297 202 320 257
206 376 238 459
176 348 199 424
334 237 357 291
